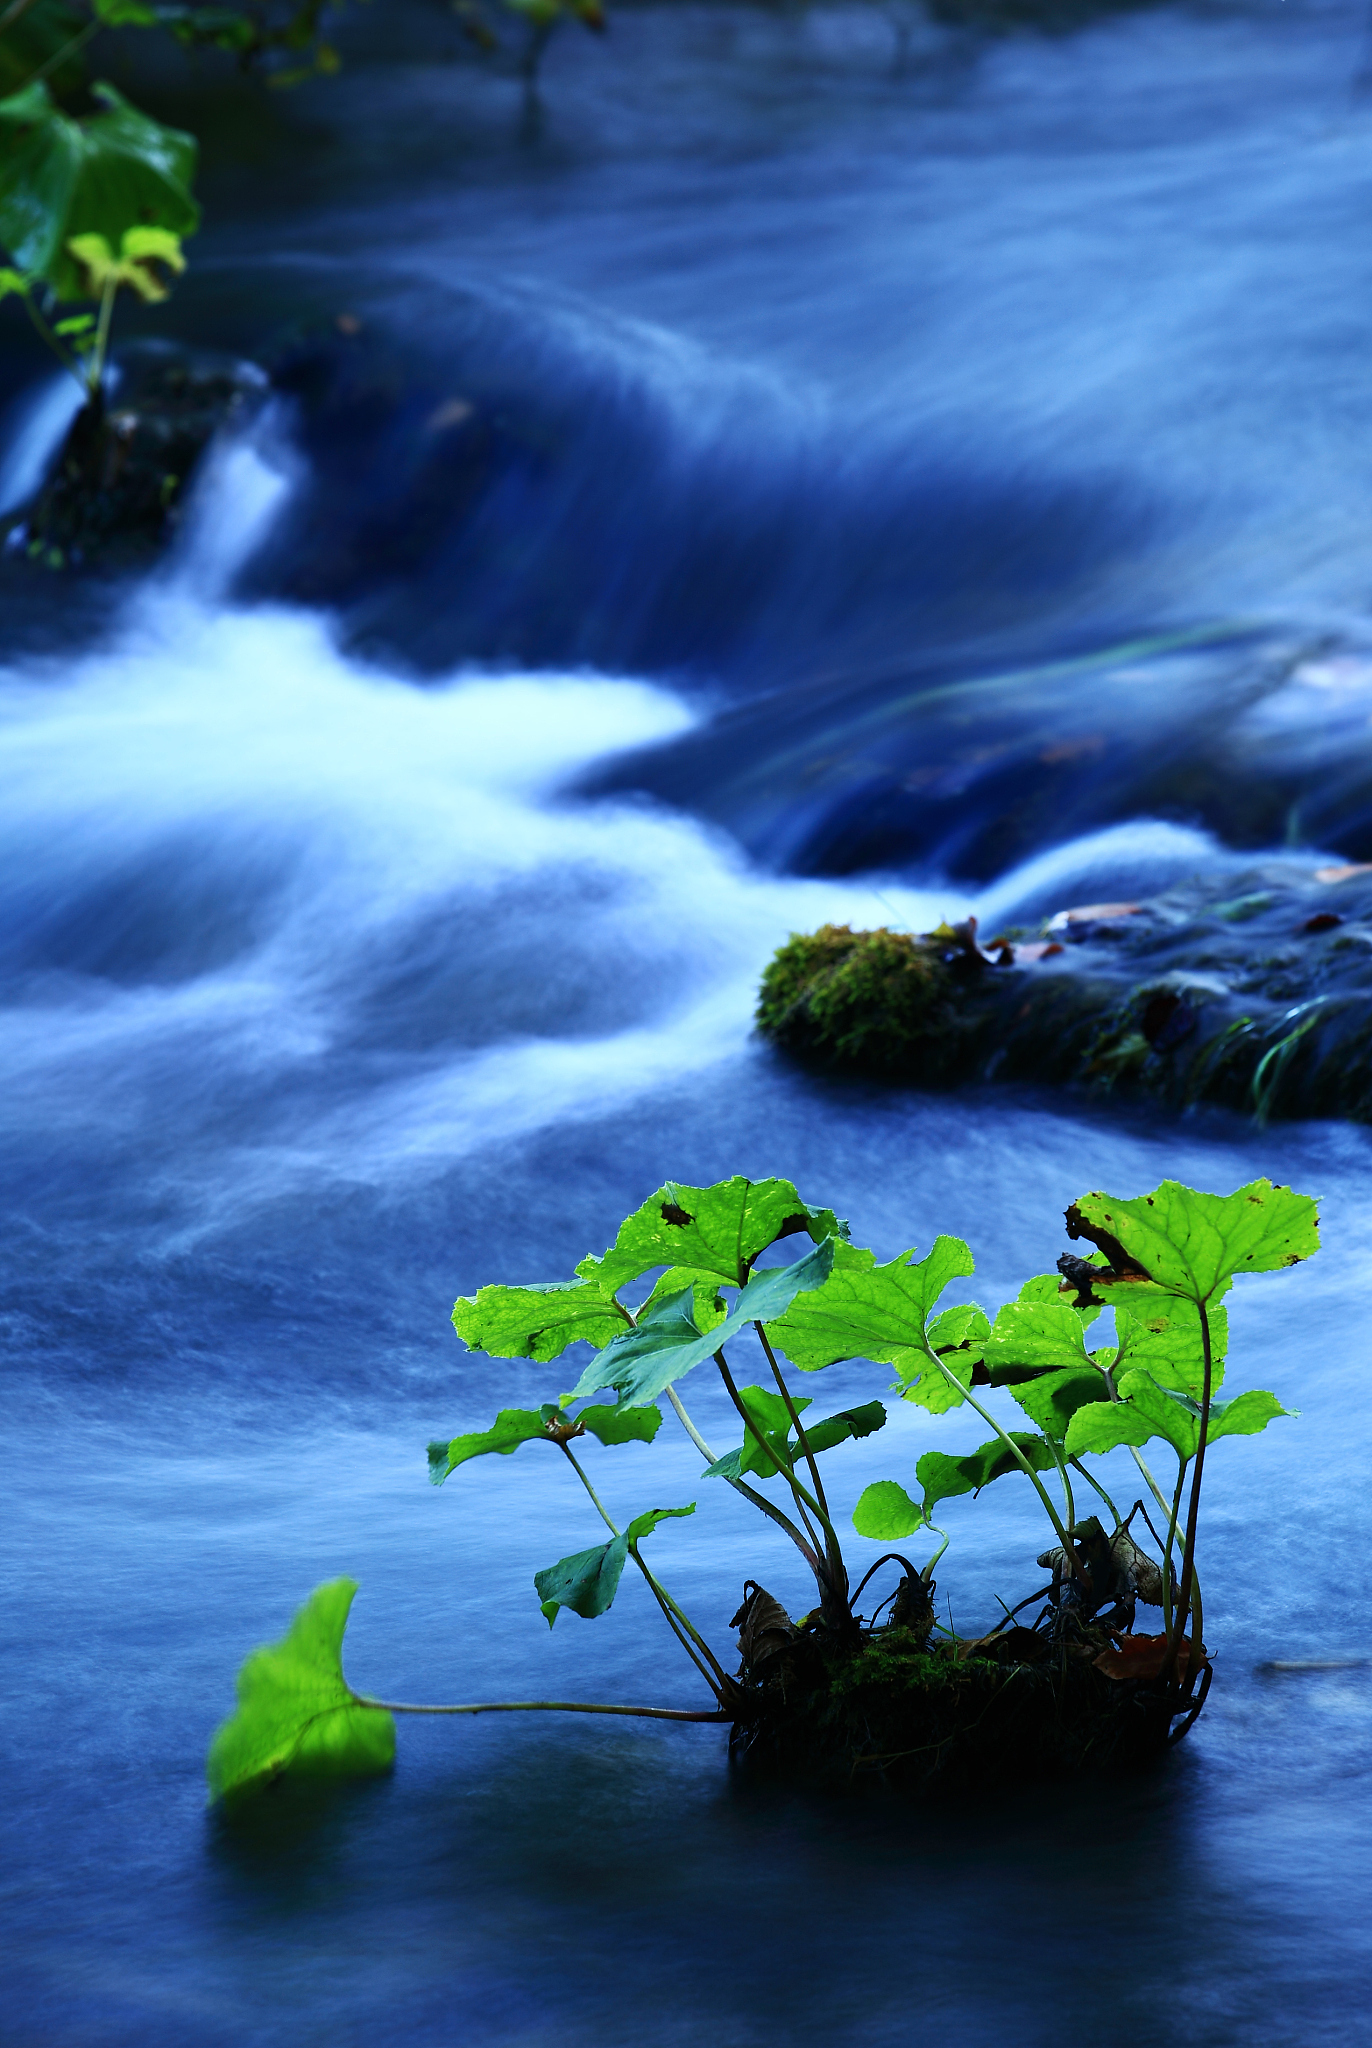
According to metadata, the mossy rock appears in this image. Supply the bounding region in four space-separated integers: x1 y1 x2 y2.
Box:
4 344 264 572
757 863 1372 1125
730 1623 1189 1789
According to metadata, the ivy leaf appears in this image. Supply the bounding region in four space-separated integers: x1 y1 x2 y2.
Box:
578 1175 847 1294
852 1479 925 1540
428 1400 661 1481
1063 1372 1293 1463
535 1505 694 1626
1113 1300 1229 1400
564 1238 836 1406
1016 1272 1103 1328
982 1300 1094 1379
641 1266 727 1331
452 1277 630 1361
917 1433 1058 1516
800 1398 887 1457
1008 1367 1110 1441
428 1406 548 1480
926 1301 990 1367
580 1403 662 1448
765 1235 975 1402
0 81 198 301
206 1580 394 1803
1065 1179 1320 1304
706 1390 886 1480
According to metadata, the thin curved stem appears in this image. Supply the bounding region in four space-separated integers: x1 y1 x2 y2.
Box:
1069 1456 1123 1528
360 1696 730 1722
665 1383 822 1574
1167 1297 1215 1687
932 1358 1080 1573
714 1349 826 1567
558 1443 722 1694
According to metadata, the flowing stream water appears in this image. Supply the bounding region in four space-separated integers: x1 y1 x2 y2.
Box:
5 4 1372 2041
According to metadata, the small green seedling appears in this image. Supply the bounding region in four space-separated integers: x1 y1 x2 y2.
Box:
209 1173 1317 1799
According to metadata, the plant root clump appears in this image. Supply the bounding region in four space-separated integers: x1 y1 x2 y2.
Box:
727 1585 1207 1791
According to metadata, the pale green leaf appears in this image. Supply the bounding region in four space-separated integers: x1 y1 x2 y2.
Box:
1113 1299 1229 1399
1066 1178 1320 1303
1207 1388 1296 1442
578 1175 847 1294
452 1277 630 1361
206 1579 394 1802
565 1237 836 1406
428 1399 660 1481
641 1266 727 1331
852 1479 924 1540
982 1300 1094 1379
579 1402 662 1448
1016 1272 1103 1328
765 1236 974 1390
1008 1366 1110 1441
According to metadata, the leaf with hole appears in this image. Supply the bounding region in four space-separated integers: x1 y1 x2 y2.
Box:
1066 1178 1319 1303
453 1277 629 1361
578 1175 846 1294
564 1237 835 1406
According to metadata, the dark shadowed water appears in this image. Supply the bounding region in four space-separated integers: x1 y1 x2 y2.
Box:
5 5 1372 2042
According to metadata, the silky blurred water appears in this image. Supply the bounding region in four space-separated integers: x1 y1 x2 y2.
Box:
5 5 1372 2043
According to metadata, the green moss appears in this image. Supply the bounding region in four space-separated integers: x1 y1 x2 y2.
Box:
756 924 963 1079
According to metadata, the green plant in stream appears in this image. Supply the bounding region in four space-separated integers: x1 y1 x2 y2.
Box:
0 75 196 393
207 1173 1317 1800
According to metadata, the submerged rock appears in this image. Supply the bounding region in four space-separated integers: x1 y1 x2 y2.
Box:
757 860 1372 1124
3 345 265 572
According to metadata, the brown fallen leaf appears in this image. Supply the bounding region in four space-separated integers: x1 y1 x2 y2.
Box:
1094 1633 1205 1682
1046 902 1141 932
1012 940 1065 963
1315 864 1372 884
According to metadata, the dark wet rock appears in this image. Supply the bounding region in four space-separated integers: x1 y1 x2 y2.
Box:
2 345 266 573
757 860 1372 1124
586 630 1372 879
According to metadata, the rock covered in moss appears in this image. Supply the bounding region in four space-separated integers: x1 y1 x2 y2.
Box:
756 861 1372 1125
4 344 265 572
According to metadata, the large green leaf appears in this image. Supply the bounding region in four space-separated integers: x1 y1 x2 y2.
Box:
0 81 198 299
206 1580 394 1802
640 1266 728 1331
535 1504 694 1626
1016 1272 1103 1329
1066 1179 1320 1304
1113 1299 1229 1400
1008 1366 1110 1441
427 1400 661 1482
1064 1372 1294 1462
564 1237 836 1406
982 1300 1095 1378
452 1277 629 1360
578 1175 846 1294
917 1432 1058 1516
764 1233 975 1410
852 1479 925 1540
925 1301 991 1366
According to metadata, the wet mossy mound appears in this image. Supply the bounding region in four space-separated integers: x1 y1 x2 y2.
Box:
730 1623 1198 1790
758 860 1372 1123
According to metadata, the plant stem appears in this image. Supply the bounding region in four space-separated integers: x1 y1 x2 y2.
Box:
932 1358 1081 1575
558 1443 723 1694
756 1326 852 1615
714 1348 830 1580
1166 1298 1215 1688
89 273 117 394
1048 1441 1077 1536
665 1382 823 1574
21 15 99 91
359 1696 730 1722
18 289 83 390
1069 1456 1123 1528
